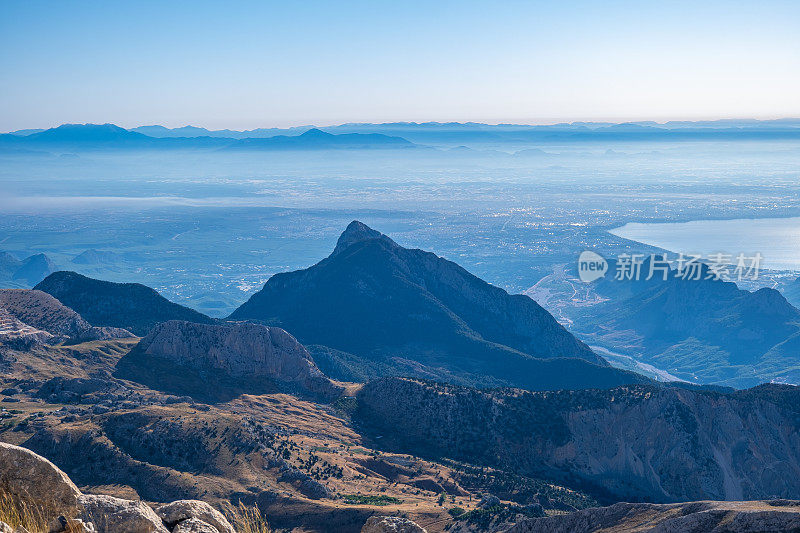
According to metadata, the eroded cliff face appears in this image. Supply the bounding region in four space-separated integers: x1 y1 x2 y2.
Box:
122 320 342 400
355 378 800 503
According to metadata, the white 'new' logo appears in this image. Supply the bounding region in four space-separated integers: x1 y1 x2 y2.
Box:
578 251 608 282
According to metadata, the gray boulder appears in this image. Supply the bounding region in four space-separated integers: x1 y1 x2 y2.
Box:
172 518 219 533
78 494 167 533
155 500 234 533
0 442 80 519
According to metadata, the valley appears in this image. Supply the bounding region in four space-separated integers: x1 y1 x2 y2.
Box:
1 219 799 531
1 126 800 532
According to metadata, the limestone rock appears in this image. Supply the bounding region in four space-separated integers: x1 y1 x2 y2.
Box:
172 518 219 533
132 320 342 398
78 494 167 533
155 500 234 533
361 515 427 533
0 442 81 519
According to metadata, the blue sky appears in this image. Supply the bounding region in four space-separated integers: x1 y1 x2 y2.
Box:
1 0 798 130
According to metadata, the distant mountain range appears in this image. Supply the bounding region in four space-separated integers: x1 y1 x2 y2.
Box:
3 119 800 154
573 260 800 387
230 221 649 390
222 128 415 150
0 123 420 153
0 252 56 287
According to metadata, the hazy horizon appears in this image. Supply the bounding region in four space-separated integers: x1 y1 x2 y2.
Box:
6 116 800 135
2 0 799 131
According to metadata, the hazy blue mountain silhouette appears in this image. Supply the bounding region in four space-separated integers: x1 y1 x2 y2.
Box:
11 253 56 285
0 124 418 152
230 221 650 390
223 128 416 150
0 252 23 280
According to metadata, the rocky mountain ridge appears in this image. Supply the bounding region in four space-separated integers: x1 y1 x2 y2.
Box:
231 221 649 391
505 500 800 532
355 377 800 504
0 289 132 345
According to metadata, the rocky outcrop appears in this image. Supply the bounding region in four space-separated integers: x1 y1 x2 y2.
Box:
0 443 234 533
356 378 800 504
0 289 132 343
117 320 342 401
504 500 800 532
361 515 427 533
172 518 219 532
79 494 168 533
156 501 234 533
0 442 81 519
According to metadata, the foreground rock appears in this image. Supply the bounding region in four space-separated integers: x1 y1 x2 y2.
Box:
504 500 800 533
0 442 81 519
156 500 235 533
361 515 427 532
172 518 219 533
0 443 232 533
79 494 168 533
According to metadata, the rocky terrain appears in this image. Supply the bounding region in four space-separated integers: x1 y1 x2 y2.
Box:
1 329 587 531
2 237 800 532
0 441 239 532
0 289 132 345
355 377 800 504
231 222 648 391
2 440 797 532
35 272 214 336
116 320 343 401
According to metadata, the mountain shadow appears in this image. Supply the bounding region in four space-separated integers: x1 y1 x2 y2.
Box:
34 271 214 336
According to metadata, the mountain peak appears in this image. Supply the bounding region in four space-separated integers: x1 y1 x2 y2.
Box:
299 128 333 138
332 221 391 256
